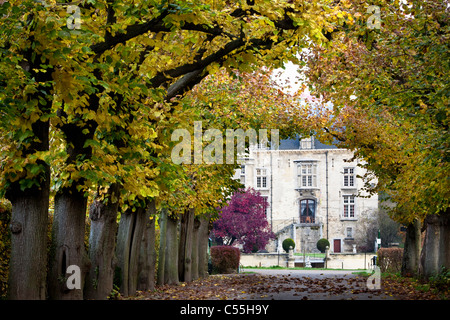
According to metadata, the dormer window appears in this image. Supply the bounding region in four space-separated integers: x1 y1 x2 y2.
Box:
300 137 314 149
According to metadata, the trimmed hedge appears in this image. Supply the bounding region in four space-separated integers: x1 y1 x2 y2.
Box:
210 246 240 274
377 248 404 273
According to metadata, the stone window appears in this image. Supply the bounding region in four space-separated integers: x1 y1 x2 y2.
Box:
297 162 317 188
261 195 269 217
342 195 356 219
346 227 353 238
240 165 245 184
343 167 356 188
256 168 268 189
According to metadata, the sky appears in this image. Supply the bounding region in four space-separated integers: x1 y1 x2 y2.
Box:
272 61 302 95
272 61 334 113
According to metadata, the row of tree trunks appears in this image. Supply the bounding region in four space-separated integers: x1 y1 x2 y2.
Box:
7 184 208 299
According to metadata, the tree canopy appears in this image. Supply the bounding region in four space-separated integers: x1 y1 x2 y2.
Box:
0 0 348 204
304 0 449 224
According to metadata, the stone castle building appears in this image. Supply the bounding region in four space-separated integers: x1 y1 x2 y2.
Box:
234 136 379 254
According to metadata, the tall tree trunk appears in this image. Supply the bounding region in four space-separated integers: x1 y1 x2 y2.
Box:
165 214 179 285
179 208 195 282
191 217 201 281
6 123 50 300
401 219 422 277
127 206 146 296
115 206 146 297
440 209 450 272
7 187 49 300
420 209 450 279
84 184 121 300
6 49 52 300
138 200 157 292
48 91 99 300
157 208 167 286
48 187 90 300
197 217 210 279
115 210 132 296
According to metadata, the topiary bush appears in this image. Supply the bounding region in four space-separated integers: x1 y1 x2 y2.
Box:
282 238 295 253
210 246 240 274
317 238 330 253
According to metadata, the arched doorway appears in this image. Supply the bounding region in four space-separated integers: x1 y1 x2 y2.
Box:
300 199 316 223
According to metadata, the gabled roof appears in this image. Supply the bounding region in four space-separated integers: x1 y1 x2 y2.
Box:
277 136 337 150
313 138 337 150
278 138 299 150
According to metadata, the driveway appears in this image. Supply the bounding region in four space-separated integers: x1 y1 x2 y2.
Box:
237 269 394 300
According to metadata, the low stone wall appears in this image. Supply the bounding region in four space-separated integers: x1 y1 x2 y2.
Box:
326 253 376 270
240 253 289 267
241 252 377 270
